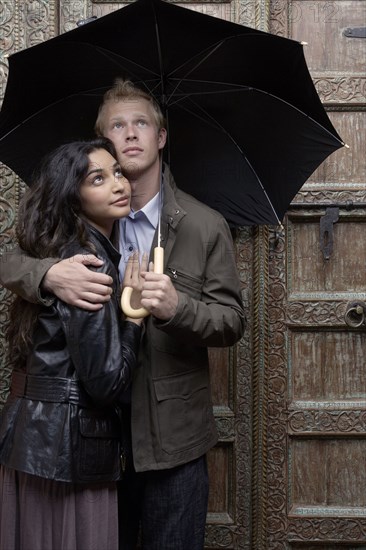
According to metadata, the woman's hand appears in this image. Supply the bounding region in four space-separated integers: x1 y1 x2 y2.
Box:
122 252 149 325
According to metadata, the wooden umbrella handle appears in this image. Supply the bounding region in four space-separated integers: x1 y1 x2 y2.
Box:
121 247 164 319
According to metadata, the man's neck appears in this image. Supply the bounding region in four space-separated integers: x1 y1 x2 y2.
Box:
129 165 161 211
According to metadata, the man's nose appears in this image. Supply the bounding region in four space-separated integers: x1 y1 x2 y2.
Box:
126 123 137 140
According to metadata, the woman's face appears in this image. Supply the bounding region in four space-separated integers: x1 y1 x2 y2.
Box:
79 148 131 237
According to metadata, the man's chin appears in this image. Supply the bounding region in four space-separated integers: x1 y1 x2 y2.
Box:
120 160 142 179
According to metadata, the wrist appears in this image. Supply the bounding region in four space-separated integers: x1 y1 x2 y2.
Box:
41 261 60 293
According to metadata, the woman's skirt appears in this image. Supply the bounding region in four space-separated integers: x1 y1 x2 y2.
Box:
0 465 118 550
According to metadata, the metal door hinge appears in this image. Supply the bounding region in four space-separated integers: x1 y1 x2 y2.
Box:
343 27 366 38
319 207 339 260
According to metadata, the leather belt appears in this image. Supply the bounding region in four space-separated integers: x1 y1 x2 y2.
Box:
11 371 92 407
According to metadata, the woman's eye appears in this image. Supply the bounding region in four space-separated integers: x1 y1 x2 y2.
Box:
115 168 124 178
92 175 103 185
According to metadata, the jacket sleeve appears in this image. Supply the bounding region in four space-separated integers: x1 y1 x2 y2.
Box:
155 216 245 347
58 295 141 407
0 244 59 305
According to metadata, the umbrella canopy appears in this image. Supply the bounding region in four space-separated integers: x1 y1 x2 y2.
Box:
0 0 344 226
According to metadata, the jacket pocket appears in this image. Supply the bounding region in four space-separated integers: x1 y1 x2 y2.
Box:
153 369 211 455
166 267 203 298
74 409 121 482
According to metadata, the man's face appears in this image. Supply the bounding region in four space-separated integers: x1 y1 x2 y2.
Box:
100 97 166 180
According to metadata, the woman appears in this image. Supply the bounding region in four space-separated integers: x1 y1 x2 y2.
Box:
0 138 145 549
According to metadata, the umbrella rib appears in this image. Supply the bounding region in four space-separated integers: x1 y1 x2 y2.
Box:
91 44 162 80
151 0 166 109
167 82 251 108
167 83 345 146
0 89 107 141
166 33 271 104
177 97 281 226
167 41 225 104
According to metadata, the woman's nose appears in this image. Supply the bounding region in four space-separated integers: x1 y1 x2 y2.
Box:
113 176 128 192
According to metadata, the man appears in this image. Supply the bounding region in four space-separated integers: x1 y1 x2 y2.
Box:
0 79 245 549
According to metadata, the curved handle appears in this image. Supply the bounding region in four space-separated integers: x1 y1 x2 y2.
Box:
121 247 164 319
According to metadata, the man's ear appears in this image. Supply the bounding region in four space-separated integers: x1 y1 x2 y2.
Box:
158 128 167 150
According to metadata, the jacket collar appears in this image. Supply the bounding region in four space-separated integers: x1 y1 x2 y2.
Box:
149 164 186 263
161 164 186 230
88 224 121 268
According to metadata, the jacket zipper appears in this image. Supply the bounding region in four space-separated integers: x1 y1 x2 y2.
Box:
167 268 202 285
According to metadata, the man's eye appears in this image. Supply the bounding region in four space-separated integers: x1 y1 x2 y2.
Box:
137 120 147 127
113 122 123 129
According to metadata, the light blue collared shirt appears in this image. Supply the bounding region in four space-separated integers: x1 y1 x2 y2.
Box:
118 192 160 280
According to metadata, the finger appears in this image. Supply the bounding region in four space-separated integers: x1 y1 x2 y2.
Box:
130 252 142 287
82 286 112 299
140 253 149 273
149 261 154 273
86 273 113 287
123 252 139 286
143 272 167 284
74 299 104 311
72 254 104 266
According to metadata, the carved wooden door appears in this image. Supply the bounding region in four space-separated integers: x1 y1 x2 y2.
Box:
255 0 366 548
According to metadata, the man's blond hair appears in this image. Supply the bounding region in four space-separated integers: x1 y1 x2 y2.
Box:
95 78 166 135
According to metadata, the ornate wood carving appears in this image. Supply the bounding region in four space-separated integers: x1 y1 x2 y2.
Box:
314 75 366 104
60 0 88 33
0 1 56 406
269 0 288 36
267 226 289 549
0 167 24 405
251 225 291 550
233 227 255 550
289 409 366 434
288 517 366 543
287 301 348 326
293 186 366 205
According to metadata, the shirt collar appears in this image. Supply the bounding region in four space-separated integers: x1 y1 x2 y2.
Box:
128 191 160 229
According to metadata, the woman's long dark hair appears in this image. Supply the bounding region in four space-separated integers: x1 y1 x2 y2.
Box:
7 137 118 366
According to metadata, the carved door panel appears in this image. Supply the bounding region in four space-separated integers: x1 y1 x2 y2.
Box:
259 0 366 548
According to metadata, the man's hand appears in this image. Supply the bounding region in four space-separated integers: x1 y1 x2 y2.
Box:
140 269 178 320
43 254 113 310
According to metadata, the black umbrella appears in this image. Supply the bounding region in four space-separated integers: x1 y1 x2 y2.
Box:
0 0 345 226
